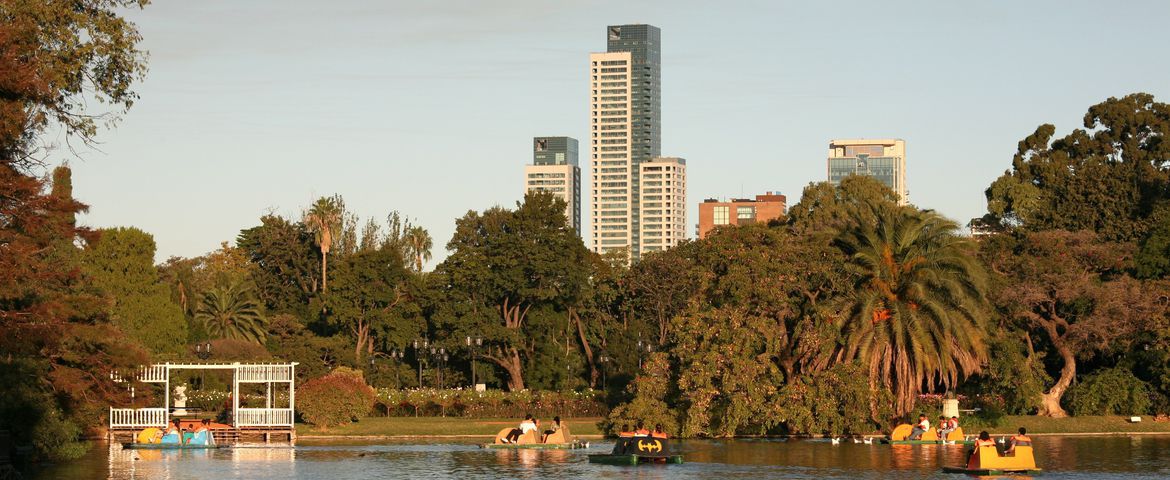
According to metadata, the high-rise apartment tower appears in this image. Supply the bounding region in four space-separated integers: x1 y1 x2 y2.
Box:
524 136 581 233
589 24 662 260
827 138 907 205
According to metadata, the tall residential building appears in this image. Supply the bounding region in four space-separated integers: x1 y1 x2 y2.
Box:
697 192 787 239
639 157 686 252
525 137 581 233
827 139 907 205
589 24 662 260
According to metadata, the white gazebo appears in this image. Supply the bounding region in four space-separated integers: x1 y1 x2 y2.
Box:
109 362 297 443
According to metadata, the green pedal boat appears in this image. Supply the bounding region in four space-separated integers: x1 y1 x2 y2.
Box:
588 437 683 466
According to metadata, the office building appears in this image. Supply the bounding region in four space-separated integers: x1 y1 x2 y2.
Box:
697 192 787 239
589 24 662 260
827 139 907 205
525 136 581 233
639 157 687 252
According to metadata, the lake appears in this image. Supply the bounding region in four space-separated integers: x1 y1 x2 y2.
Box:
33 435 1170 479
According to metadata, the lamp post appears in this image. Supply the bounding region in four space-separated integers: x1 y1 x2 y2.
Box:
636 340 653 370
413 338 429 387
194 341 212 360
429 347 448 388
598 354 610 389
389 349 404 389
466 336 482 388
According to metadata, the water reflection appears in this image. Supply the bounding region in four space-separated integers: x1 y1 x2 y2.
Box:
28 435 1170 479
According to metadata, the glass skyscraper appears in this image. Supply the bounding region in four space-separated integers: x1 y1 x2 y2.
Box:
526 136 581 233
827 139 907 205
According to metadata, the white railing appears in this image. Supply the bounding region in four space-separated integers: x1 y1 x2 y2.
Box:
109 408 168 429
138 365 168 382
237 365 294 383
236 408 294 427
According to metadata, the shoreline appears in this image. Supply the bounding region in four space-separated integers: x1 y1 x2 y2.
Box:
296 431 1170 441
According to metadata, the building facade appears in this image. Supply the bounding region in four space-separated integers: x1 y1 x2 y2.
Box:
589 24 662 260
525 136 580 233
639 157 686 252
827 139 907 205
697 192 787 239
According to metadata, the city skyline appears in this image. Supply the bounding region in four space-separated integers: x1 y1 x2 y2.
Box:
56 0 1170 267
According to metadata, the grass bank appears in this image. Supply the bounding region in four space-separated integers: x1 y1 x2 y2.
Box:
979 415 1170 435
297 417 603 438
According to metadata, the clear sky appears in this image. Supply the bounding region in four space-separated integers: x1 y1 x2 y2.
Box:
61 0 1170 267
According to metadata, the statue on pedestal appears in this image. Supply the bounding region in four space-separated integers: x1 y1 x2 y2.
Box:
173 384 188 416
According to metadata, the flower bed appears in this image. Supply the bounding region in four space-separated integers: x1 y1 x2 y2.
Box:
373 388 607 418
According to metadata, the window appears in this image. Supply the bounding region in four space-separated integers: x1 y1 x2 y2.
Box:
737 206 755 220
714 206 730 225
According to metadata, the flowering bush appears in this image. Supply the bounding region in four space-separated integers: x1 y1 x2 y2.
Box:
374 388 606 418
298 371 376 429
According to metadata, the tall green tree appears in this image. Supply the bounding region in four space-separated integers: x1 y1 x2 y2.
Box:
84 227 188 353
981 230 1164 416
194 282 267 344
788 175 901 235
326 246 417 363
832 205 989 417
304 195 343 292
237 214 319 316
985 93 1170 241
404 225 433 273
432 191 590 391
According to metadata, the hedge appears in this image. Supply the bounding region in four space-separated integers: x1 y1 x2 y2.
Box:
373 388 607 418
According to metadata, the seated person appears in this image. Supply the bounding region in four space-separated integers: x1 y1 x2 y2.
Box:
542 416 563 442
190 419 215 446
967 430 996 462
908 414 930 440
1005 427 1031 455
633 420 650 437
160 419 183 444
651 424 668 439
938 415 954 438
618 423 634 438
504 414 538 443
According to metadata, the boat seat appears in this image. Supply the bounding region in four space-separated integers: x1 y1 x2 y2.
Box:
543 425 572 444
493 427 539 445
968 445 1037 470
889 424 914 441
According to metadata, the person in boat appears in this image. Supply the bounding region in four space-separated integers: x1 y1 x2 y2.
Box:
191 419 214 446
633 420 650 437
909 414 930 440
504 414 538 443
160 419 183 445
966 430 996 462
651 424 668 439
1005 427 1031 455
935 416 954 437
618 423 634 438
542 416 563 442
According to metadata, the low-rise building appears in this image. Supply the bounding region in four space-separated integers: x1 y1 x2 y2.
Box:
697 192 787 239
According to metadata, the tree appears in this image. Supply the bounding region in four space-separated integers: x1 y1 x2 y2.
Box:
194 282 267 344
237 215 320 316
832 205 990 417
84 227 188 353
325 247 415 363
982 230 1165 416
432 191 591 391
787 175 901 235
304 195 343 292
623 251 699 346
0 0 149 167
985 93 1170 241
404 225 433 273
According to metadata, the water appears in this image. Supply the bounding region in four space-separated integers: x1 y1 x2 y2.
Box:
33 436 1170 479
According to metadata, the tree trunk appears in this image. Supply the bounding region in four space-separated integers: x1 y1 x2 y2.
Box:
320 250 328 292
502 347 525 391
1038 330 1075 417
571 309 599 388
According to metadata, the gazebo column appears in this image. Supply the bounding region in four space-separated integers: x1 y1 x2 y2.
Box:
163 363 170 425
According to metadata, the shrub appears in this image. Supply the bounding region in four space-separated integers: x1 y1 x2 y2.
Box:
373 388 606 418
603 353 680 436
780 363 891 436
297 371 376 429
1068 367 1152 416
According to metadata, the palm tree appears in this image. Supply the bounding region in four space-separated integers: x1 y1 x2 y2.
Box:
304 196 342 291
194 283 267 344
404 225 432 272
833 205 989 416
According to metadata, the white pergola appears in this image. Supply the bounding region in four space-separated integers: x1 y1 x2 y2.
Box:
109 362 297 430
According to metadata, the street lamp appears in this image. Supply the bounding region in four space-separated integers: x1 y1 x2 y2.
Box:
389 349 404 389
194 341 212 360
413 338 429 387
466 336 482 388
598 354 610 388
636 340 653 369
429 347 448 389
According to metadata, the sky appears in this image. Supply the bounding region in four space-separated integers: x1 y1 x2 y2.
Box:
58 0 1170 268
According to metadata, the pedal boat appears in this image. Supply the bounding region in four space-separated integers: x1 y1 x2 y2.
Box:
588 436 683 465
942 444 1041 475
480 425 586 449
883 424 973 445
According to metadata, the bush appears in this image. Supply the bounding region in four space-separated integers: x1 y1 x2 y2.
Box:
31 407 88 461
373 388 606 418
603 353 680 436
1068 367 1152 416
297 370 376 429
780 363 891 436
